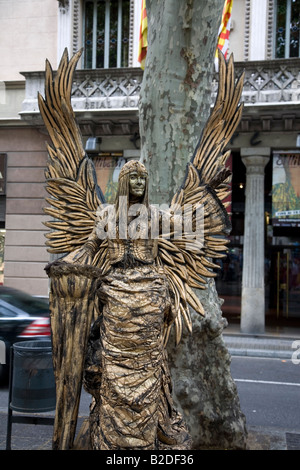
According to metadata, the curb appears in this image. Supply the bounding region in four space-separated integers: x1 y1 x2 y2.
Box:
223 334 299 359
227 348 294 359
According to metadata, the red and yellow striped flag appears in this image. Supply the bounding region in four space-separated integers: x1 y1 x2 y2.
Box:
215 0 233 69
137 0 148 70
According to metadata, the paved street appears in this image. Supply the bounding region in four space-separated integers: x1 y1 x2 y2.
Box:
231 356 300 433
0 353 299 451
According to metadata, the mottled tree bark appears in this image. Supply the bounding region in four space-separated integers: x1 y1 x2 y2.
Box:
139 0 247 449
139 0 223 204
168 281 247 450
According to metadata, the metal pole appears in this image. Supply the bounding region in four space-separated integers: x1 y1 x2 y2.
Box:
286 251 289 318
92 0 98 69
277 251 280 318
6 346 14 450
285 0 291 58
104 0 110 68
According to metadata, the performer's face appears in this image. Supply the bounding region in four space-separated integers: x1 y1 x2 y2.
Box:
129 171 146 198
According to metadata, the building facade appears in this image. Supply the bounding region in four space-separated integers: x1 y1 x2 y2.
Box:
0 0 299 331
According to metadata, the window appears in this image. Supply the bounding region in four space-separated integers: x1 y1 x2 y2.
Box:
83 0 130 69
275 0 300 58
0 303 17 318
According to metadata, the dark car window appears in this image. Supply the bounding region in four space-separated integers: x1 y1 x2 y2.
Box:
0 291 49 316
0 304 18 317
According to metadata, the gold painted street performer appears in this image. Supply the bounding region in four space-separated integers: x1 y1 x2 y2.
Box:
39 49 244 450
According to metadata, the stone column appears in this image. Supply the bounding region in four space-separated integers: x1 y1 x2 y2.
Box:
249 0 268 60
57 0 73 64
240 148 270 334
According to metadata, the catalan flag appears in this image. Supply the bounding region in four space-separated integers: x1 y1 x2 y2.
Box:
215 0 233 70
138 0 148 70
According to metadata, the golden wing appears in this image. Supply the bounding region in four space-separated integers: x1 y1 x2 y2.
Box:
39 49 107 449
158 51 244 345
38 48 105 254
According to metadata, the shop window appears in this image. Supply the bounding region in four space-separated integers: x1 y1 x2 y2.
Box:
83 0 130 68
275 0 300 58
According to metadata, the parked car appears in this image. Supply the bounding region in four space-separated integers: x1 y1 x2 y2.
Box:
0 286 51 383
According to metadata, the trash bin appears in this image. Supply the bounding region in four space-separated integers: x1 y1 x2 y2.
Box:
10 340 56 413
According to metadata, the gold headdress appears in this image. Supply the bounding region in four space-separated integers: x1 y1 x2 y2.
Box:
118 160 148 179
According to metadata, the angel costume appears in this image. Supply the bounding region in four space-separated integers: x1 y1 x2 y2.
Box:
39 49 244 450
82 160 191 450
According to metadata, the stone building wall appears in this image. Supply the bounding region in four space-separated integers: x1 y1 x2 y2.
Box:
0 127 50 295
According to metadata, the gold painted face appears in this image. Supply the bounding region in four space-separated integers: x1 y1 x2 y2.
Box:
129 171 146 198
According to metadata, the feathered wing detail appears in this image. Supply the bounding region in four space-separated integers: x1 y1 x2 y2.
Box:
158 51 245 345
39 49 107 449
38 48 105 254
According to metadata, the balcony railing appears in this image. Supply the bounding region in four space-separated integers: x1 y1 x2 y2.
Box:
232 58 300 106
20 67 143 118
20 58 300 120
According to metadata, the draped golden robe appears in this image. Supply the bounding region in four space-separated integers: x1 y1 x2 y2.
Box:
83 236 191 450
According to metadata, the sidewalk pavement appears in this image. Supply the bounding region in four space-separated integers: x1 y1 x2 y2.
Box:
223 322 300 360
223 334 300 360
0 324 299 451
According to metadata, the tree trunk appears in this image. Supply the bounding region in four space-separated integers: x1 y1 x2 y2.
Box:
139 0 248 450
139 0 222 204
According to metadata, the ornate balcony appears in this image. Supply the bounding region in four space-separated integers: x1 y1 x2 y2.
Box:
20 67 143 115
20 58 300 134
229 58 300 106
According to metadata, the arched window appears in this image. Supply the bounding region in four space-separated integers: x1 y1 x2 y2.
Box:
83 0 130 68
275 0 300 58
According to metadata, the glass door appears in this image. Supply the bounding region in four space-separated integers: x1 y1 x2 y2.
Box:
275 249 300 318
